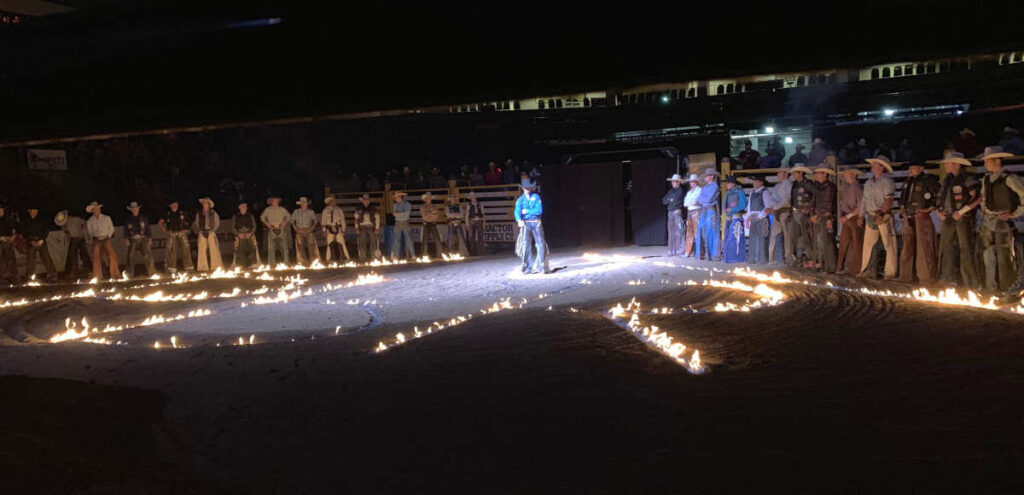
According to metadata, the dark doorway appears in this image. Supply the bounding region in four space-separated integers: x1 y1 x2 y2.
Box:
572 162 625 246
629 158 678 246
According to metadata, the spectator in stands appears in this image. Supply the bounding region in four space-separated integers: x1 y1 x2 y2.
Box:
838 141 858 165
345 172 364 193
428 166 447 189
412 168 428 189
484 161 503 185
761 138 784 169
454 164 471 185
997 126 1024 156
894 138 914 163
400 166 414 188
856 138 872 162
788 144 809 167
873 142 895 162
807 138 829 167
954 128 983 158
737 139 761 169
470 166 485 186
365 174 381 192
528 162 543 180
502 159 520 185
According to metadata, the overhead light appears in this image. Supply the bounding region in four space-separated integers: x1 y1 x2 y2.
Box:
764 126 775 133
784 136 793 144
661 95 670 103
883 108 896 116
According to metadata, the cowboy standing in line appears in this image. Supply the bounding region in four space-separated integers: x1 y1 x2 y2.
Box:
55 209 92 279
353 194 380 261
722 175 747 263
788 165 816 267
898 161 941 284
123 201 157 278
23 206 58 281
682 174 701 257
694 168 721 261
977 146 1024 292
159 200 193 273
515 178 549 274
193 197 223 272
86 201 120 279
936 152 981 288
321 195 349 262
835 167 864 275
810 167 837 272
418 192 444 258
858 156 898 280
662 173 686 256
232 201 259 269
465 191 486 256
0 204 18 284
291 196 320 266
260 195 291 265
764 165 793 263
444 195 469 256
745 176 770 264
390 191 415 259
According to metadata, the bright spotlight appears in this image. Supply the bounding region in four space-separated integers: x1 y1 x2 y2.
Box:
764 126 775 134
883 108 896 116
784 136 793 144
661 95 670 103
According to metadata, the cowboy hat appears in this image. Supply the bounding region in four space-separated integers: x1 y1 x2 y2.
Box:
324 195 337 203
979 146 1014 161
85 201 103 213
813 137 825 145
838 166 862 176
666 173 684 182
54 209 69 226
420 192 433 201
686 173 700 182
126 201 142 210
702 167 720 177
795 144 806 150
360 193 371 201
295 196 310 205
198 197 215 208
724 175 739 184
1003 126 1019 134
520 179 537 189
266 195 282 204
466 191 477 199
790 166 813 175
392 191 408 199
958 128 975 136
865 156 894 173
941 151 972 167
813 167 836 175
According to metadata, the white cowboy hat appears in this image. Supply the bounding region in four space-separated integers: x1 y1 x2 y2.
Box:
54 210 69 227
295 196 310 205
790 166 813 175
941 152 972 167
958 128 975 136
813 167 836 175
666 173 684 182
466 191 477 199
420 192 433 201
198 197 215 208
324 195 337 203
865 156 893 173
686 173 700 182
85 201 103 213
392 191 408 199
979 146 1014 161
126 201 142 210
702 167 720 177
838 166 862 176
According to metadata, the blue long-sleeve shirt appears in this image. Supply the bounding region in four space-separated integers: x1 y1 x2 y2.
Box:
697 182 720 208
514 192 543 221
724 187 748 216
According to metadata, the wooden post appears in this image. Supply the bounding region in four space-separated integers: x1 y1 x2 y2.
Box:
383 183 392 216
719 156 731 242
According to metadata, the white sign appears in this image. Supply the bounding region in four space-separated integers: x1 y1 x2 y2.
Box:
484 222 517 242
27 149 67 170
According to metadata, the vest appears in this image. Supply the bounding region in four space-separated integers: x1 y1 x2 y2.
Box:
940 172 976 212
164 209 189 231
234 213 255 233
984 174 1021 213
468 202 484 219
903 174 939 214
792 180 814 210
749 189 766 211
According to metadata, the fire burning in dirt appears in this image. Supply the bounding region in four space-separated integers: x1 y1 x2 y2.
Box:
607 298 704 374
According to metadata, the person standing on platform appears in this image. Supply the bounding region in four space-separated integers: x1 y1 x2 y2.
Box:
123 201 156 278
810 167 837 273
722 175 748 263
193 197 223 272
662 173 686 256
232 201 259 269
788 165 816 267
353 194 381 260
291 197 320 266
745 176 770 264
858 157 898 280
694 168 722 261
515 179 549 274
682 174 701 257
23 206 58 282
465 191 486 256
261 195 290 265
764 166 793 264
977 146 1024 291
788 144 808 168
418 192 444 258
321 195 349 262
836 167 864 275
160 200 192 274
936 152 981 288
444 195 469 256
898 161 941 284
737 139 761 169
86 201 120 279
56 210 91 279
391 191 415 259
0 204 18 284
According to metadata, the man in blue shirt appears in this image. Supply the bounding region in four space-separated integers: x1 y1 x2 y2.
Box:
514 179 549 274
722 175 748 263
693 168 722 261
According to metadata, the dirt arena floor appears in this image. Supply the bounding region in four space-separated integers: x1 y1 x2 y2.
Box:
2 246 1024 493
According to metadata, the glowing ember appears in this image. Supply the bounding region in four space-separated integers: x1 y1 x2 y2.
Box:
606 298 704 374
